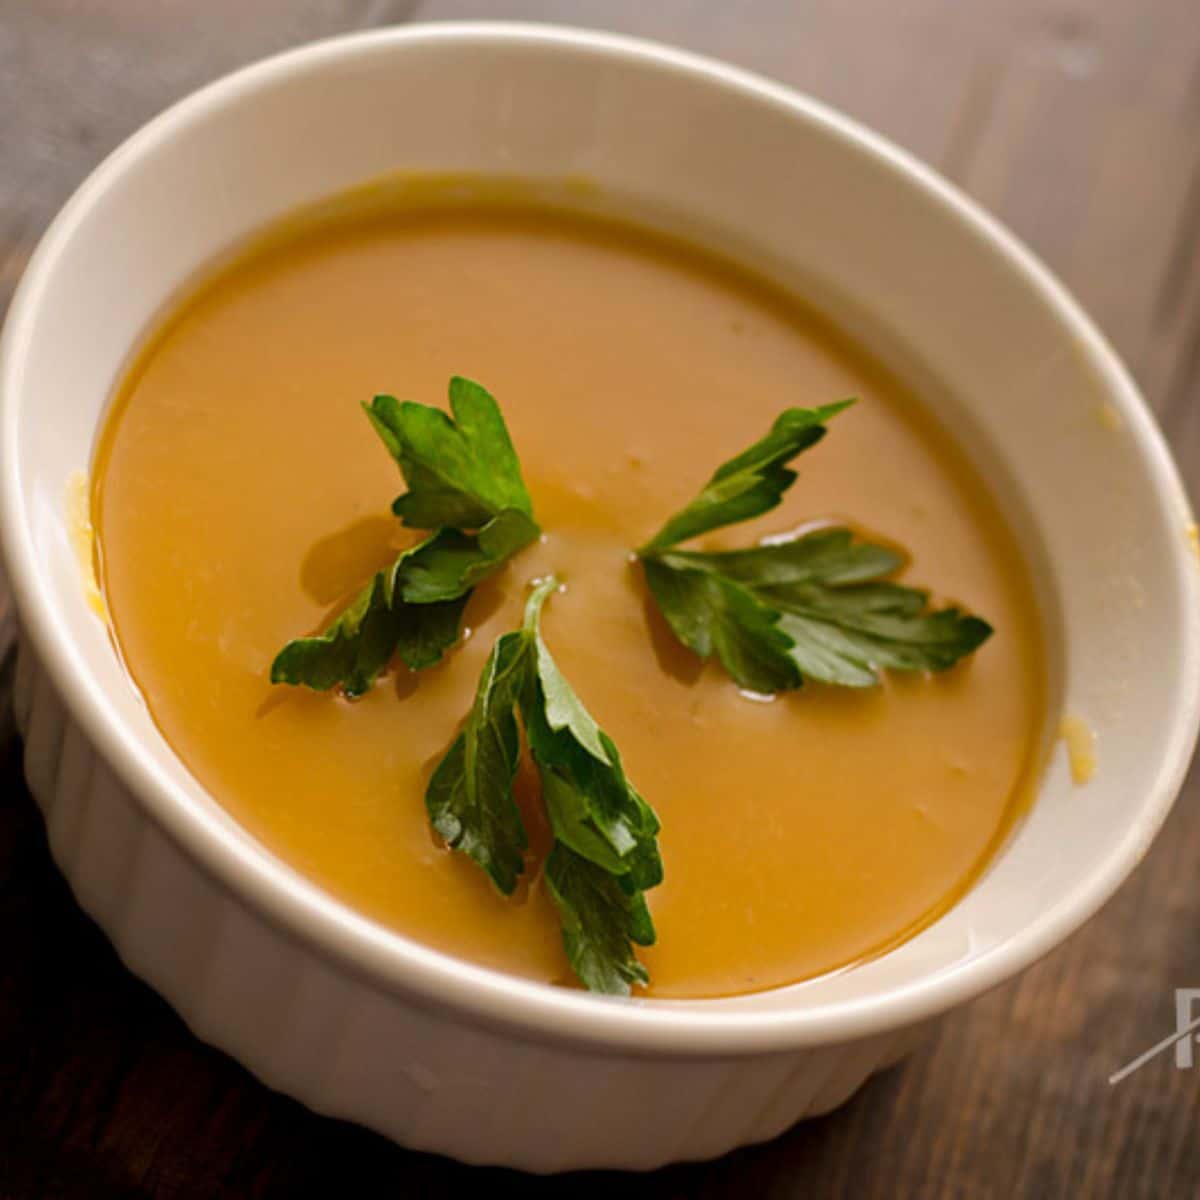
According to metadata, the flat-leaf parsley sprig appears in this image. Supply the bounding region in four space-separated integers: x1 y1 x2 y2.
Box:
428 576 662 995
271 377 539 697
636 404 993 693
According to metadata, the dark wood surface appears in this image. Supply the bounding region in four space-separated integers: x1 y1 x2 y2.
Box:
2 2 1199 1196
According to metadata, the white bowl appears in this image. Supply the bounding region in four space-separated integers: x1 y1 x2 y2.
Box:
3 24 1198 1172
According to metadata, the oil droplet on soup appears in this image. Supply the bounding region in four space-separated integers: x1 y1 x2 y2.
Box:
93 195 1045 998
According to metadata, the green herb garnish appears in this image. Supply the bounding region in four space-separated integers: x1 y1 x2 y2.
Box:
271 378 539 697
428 576 662 994
637 406 993 692
365 376 534 529
638 401 854 555
270 563 467 697
272 380 993 994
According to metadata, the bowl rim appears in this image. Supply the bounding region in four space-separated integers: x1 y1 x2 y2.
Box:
3 21 1198 1057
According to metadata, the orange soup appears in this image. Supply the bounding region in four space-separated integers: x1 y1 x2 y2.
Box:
92 192 1044 999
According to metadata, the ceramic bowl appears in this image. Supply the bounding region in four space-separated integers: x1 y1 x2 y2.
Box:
2 24 1198 1172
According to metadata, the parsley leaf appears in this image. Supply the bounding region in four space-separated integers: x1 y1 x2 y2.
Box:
365 376 534 530
636 407 993 692
637 401 854 554
270 511 538 697
544 843 654 995
269 541 466 697
392 510 539 602
425 576 662 994
642 557 800 694
770 584 993 686
647 527 992 690
272 379 540 698
666 525 903 587
426 627 532 895
522 579 663 898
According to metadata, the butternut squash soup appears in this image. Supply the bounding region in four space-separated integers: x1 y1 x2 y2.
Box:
92 190 1044 999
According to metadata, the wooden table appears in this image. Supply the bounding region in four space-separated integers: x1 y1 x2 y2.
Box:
2 3 1198 1195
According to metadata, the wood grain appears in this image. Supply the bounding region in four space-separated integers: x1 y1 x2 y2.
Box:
2 2 1198 1196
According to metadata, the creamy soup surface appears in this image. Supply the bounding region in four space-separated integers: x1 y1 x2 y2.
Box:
94 193 1044 999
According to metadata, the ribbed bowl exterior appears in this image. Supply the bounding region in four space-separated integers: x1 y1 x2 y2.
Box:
14 634 925 1171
